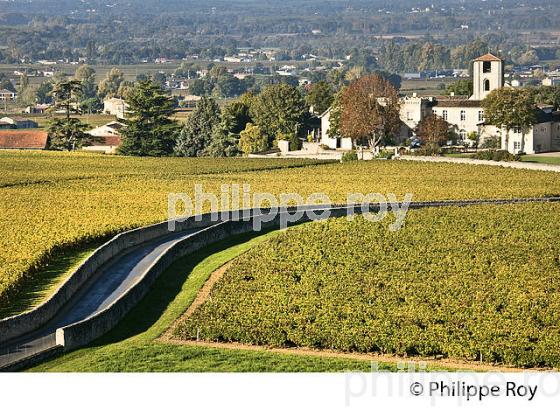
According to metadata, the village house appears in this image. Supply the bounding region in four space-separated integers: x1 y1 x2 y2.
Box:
0 89 16 102
84 121 124 154
0 120 12 130
103 97 129 119
24 104 51 114
321 53 560 154
0 117 39 129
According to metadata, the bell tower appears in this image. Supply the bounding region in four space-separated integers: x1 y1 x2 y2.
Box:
471 53 504 100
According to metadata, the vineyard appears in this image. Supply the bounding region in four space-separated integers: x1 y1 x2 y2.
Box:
1 151 560 317
174 203 560 368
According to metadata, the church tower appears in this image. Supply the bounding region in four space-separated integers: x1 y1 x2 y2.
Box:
470 53 504 100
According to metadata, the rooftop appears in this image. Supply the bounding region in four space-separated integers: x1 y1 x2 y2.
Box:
474 53 503 62
0 130 48 150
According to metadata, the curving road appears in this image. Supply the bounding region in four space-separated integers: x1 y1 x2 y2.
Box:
0 228 202 370
1 197 559 371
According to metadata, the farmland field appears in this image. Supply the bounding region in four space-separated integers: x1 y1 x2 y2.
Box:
29 231 422 372
1 151 560 322
173 204 560 368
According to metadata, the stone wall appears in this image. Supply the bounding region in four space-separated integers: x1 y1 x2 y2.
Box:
0 214 217 345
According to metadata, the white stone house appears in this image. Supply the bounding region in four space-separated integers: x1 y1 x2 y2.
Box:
319 109 352 150
103 97 129 119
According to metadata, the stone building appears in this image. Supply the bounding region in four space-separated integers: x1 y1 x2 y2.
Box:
321 53 560 154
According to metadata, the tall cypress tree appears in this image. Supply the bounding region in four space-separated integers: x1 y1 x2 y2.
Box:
119 80 179 156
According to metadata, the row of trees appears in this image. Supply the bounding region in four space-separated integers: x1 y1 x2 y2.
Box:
117 80 335 157
378 39 552 73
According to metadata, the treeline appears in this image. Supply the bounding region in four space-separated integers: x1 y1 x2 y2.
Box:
0 0 559 66
120 80 331 157
379 39 560 73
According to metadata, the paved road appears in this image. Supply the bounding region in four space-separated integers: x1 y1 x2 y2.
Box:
0 228 200 370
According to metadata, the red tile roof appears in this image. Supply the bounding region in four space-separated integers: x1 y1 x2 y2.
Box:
0 130 48 150
474 53 502 62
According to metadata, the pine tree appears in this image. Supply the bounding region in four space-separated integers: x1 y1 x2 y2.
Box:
174 97 221 157
119 80 179 156
47 80 89 151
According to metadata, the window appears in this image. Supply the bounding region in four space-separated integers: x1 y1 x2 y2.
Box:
460 110 466 121
513 127 521 134
484 79 490 91
483 61 492 73
478 110 484 122
459 129 467 140
443 110 448 121
514 141 521 150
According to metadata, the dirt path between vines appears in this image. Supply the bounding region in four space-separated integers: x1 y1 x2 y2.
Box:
160 264 550 373
160 261 233 341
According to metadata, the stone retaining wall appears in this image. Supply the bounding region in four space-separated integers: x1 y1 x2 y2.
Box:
0 214 217 345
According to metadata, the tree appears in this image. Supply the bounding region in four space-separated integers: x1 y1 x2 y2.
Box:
415 114 453 146
327 88 344 138
74 65 97 100
306 81 333 115
47 118 89 151
221 98 252 135
482 88 538 152
517 49 539 66
344 66 365 83
48 79 89 151
174 97 221 157
204 126 239 157
52 80 83 119
250 83 307 144
36 81 53 104
238 123 268 155
445 80 473 96
467 131 480 149
16 73 36 107
0 74 16 93
119 80 179 156
529 85 560 110
339 74 401 149
98 68 126 98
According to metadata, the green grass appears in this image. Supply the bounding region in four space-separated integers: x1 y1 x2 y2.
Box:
29 229 420 372
521 155 560 165
0 241 102 319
